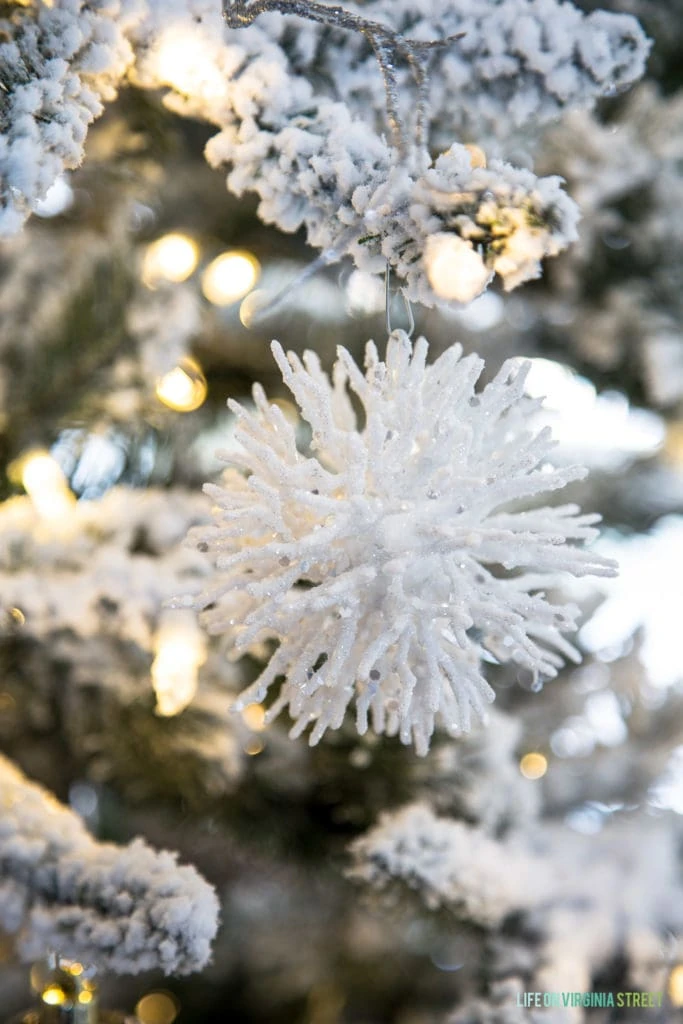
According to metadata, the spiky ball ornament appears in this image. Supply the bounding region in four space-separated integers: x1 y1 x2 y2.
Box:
193 332 616 754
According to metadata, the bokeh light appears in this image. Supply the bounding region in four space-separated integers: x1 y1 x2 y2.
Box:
464 143 487 168
155 358 207 412
239 287 268 327
668 965 683 1007
151 613 207 717
424 234 491 304
143 233 199 286
154 29 225 98
17 450 76 521
244 737 265 756
135 991 180 1024
202 250 260 306
519 752 548 780
242 704 266 731
42 985 66 1007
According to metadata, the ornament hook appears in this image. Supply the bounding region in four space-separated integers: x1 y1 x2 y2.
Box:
385 262 414 339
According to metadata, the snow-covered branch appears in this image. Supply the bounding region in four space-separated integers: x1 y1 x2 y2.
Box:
0 488 250 795
289 0 652 151
207 118 580 305
350 802 683 1006
0 0 142 234
0 1 650 301
0 487 210 650
348 803 550 926
0 754 219 973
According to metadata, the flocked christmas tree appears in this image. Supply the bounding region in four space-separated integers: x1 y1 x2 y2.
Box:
0 1 682 1022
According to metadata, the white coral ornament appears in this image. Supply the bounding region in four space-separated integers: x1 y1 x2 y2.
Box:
194 332 616 755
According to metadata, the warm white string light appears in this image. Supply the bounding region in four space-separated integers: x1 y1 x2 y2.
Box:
18 450 76 522
151 611 207 717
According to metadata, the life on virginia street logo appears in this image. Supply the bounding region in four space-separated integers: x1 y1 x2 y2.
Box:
516 991 664 1009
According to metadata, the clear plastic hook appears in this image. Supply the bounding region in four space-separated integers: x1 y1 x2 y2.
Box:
385 262 415 338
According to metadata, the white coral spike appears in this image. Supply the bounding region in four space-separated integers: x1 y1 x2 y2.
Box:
195 332 616 755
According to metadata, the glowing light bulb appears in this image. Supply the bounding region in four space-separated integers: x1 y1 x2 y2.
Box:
152 612 207 717
492 226 545 282
242 704 266 731
155 357 207 412
424 233 492 303
669 965 683 1007
244 737 265 756
135 991 180 1024
664 421 683 465
20 450 75 521
464 143 487 169
155 34 203 90
202 251 260 306
42 986 67 1007
142 233 199 286
155 29 225 98
519 752 548 780
239 288 268 328
0 692 15 712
